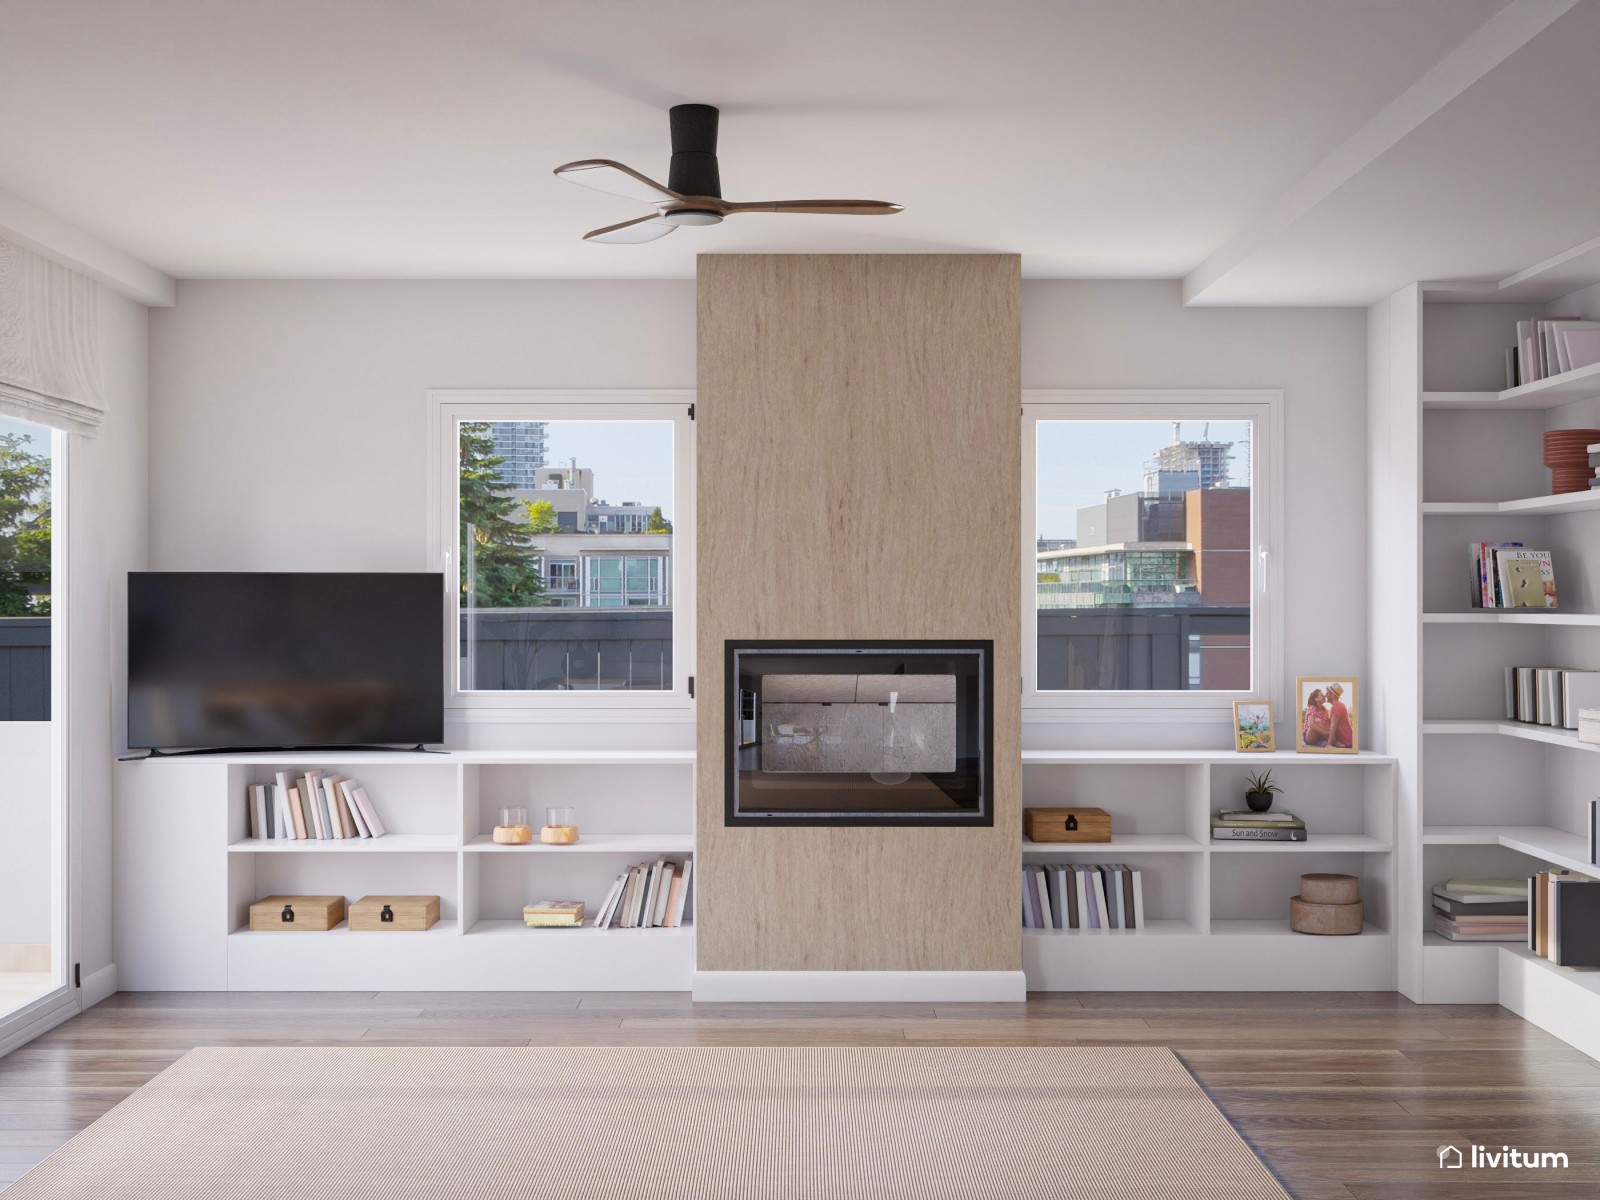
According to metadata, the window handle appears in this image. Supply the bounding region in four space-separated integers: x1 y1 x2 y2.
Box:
1258 547 1270 595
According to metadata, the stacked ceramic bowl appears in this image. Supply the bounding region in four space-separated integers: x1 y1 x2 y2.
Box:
1544 428 1600 494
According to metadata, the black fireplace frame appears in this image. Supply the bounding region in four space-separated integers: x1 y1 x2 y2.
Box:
723 638 995 828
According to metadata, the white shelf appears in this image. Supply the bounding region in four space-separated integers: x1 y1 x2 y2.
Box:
1210 919 1389 938
228 834 458 853
1423 718 1600 753
133 749 698 767
466 918 695 938
1423 610 1600 625
1422 361 1600 410
464 833 694 854
1023 919 1197 937
1423 491 1600 517
1423 824 1599 877
1208 833 1390 853
1021 749 1395 766
229 919 461 938
1023 834 1202 854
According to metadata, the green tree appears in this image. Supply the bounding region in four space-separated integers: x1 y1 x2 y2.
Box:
0 433 51 616
458 423 543 607
524 498 563 534
646 506 673 534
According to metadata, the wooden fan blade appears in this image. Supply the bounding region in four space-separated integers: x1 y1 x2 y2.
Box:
555 159 681 204
583 214 678 244
723 199 903 216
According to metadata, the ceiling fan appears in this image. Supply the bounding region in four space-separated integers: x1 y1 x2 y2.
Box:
554 104 903 243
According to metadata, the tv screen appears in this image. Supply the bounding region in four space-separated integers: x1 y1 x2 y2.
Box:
128 572 444 751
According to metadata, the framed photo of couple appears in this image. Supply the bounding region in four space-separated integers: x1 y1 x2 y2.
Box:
1295 677 1359 754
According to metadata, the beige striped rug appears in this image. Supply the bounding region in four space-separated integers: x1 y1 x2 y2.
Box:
5 1045 1288 1198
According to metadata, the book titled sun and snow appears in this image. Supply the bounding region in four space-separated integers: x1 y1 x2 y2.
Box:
244 770 387 841
1469 542 1556 610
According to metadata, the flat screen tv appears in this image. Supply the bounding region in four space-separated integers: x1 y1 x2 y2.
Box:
127 572 444 752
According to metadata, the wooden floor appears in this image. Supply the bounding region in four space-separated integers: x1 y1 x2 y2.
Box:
2 991 1597 1198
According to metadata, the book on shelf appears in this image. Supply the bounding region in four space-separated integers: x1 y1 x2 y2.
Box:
1590 798 1600 867
1470 543 1555 609
1550 875 1600 967
1022 863 1144 931
1503 666 1596 728
591 859 693 930
523 900 585 928
1216 809 1298 822
243 776 388 841
1432 917 1526 942
1431 877 1528 942
1510 317 1593 385
1211 812 1306 841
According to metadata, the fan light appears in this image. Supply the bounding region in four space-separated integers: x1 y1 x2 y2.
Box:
660 209 723 227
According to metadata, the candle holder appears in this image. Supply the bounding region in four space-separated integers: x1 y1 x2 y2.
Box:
541 805 580 845
492 806 533 845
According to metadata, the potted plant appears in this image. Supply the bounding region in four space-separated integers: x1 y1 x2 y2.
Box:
1244 769 1282 813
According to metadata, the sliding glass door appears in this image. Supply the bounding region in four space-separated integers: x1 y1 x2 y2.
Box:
0 414 69 1040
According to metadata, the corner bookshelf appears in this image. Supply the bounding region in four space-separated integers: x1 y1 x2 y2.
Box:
115 750 696 992
1371 241 1600 1059
1019 750 1396 991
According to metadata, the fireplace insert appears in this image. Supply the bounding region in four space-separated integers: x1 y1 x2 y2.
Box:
724 640 993 826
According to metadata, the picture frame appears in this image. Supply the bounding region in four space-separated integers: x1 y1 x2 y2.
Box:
1294 676 1359 754
1232 701 1275 753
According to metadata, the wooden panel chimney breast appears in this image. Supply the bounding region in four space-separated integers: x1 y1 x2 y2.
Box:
696 254 1022 972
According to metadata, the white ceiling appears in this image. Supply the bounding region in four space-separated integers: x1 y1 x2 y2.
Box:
0 0 1593 304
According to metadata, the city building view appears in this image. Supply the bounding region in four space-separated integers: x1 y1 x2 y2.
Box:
461 420 674 693
1036 423 1251 691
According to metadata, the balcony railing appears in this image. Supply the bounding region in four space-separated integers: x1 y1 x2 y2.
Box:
460 607 672 691
0 618 50 721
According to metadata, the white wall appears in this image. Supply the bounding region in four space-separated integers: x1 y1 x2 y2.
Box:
72 287 148 999
1022 281 1368 747
145 279 1367 756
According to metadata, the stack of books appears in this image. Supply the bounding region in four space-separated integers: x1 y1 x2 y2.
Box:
1432 878 1527 942
245 771 387 841
592 858 692 930
1506 318 1600 386
523 901 585 928
1503 666 1600 729
1211 810 1306 841
1529 869 1600 966
1022 863 1144 930
1469 543 1556 609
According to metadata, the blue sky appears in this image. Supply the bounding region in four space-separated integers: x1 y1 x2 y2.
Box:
1036 420 1250 540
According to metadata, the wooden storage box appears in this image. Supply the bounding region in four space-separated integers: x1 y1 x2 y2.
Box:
1290 896 1363 936
350 894 440 932
1024 806 1111 843
249 895 345 932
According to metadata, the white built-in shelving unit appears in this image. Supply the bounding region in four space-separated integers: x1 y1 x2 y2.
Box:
114 749 696 992
1019 750 1397 991
1369 238 1600 1060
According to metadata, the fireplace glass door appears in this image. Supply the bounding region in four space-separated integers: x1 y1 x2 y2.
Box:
725 641 992 826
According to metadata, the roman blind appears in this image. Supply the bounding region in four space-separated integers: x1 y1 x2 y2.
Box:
0 236 104 436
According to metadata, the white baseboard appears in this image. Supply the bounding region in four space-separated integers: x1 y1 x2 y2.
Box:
81 963 118 1009
692 970 1026 1003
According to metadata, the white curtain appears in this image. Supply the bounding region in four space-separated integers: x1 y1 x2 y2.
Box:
0 236 104 437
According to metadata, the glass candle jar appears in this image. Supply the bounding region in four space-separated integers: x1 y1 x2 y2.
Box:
541 805 580 845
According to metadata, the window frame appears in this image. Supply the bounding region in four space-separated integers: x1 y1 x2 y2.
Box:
1022 389 1283 715
427 389 695 715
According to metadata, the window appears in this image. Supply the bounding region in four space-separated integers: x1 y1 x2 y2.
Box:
430 392 694 708
1023 392 1280 710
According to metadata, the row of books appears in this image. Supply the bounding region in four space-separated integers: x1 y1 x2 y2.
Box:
1529 869 1600 968
1503 666 1600 730
593 858 693 929
1022 863 1145 930
1469 542 1556 609
1432 878 1526 942
1505 317 1600 387
245 771 387 841
1211 810 1306 841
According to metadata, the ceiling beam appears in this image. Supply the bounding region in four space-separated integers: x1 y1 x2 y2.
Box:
0 186 175 307
1182 0 1578 307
